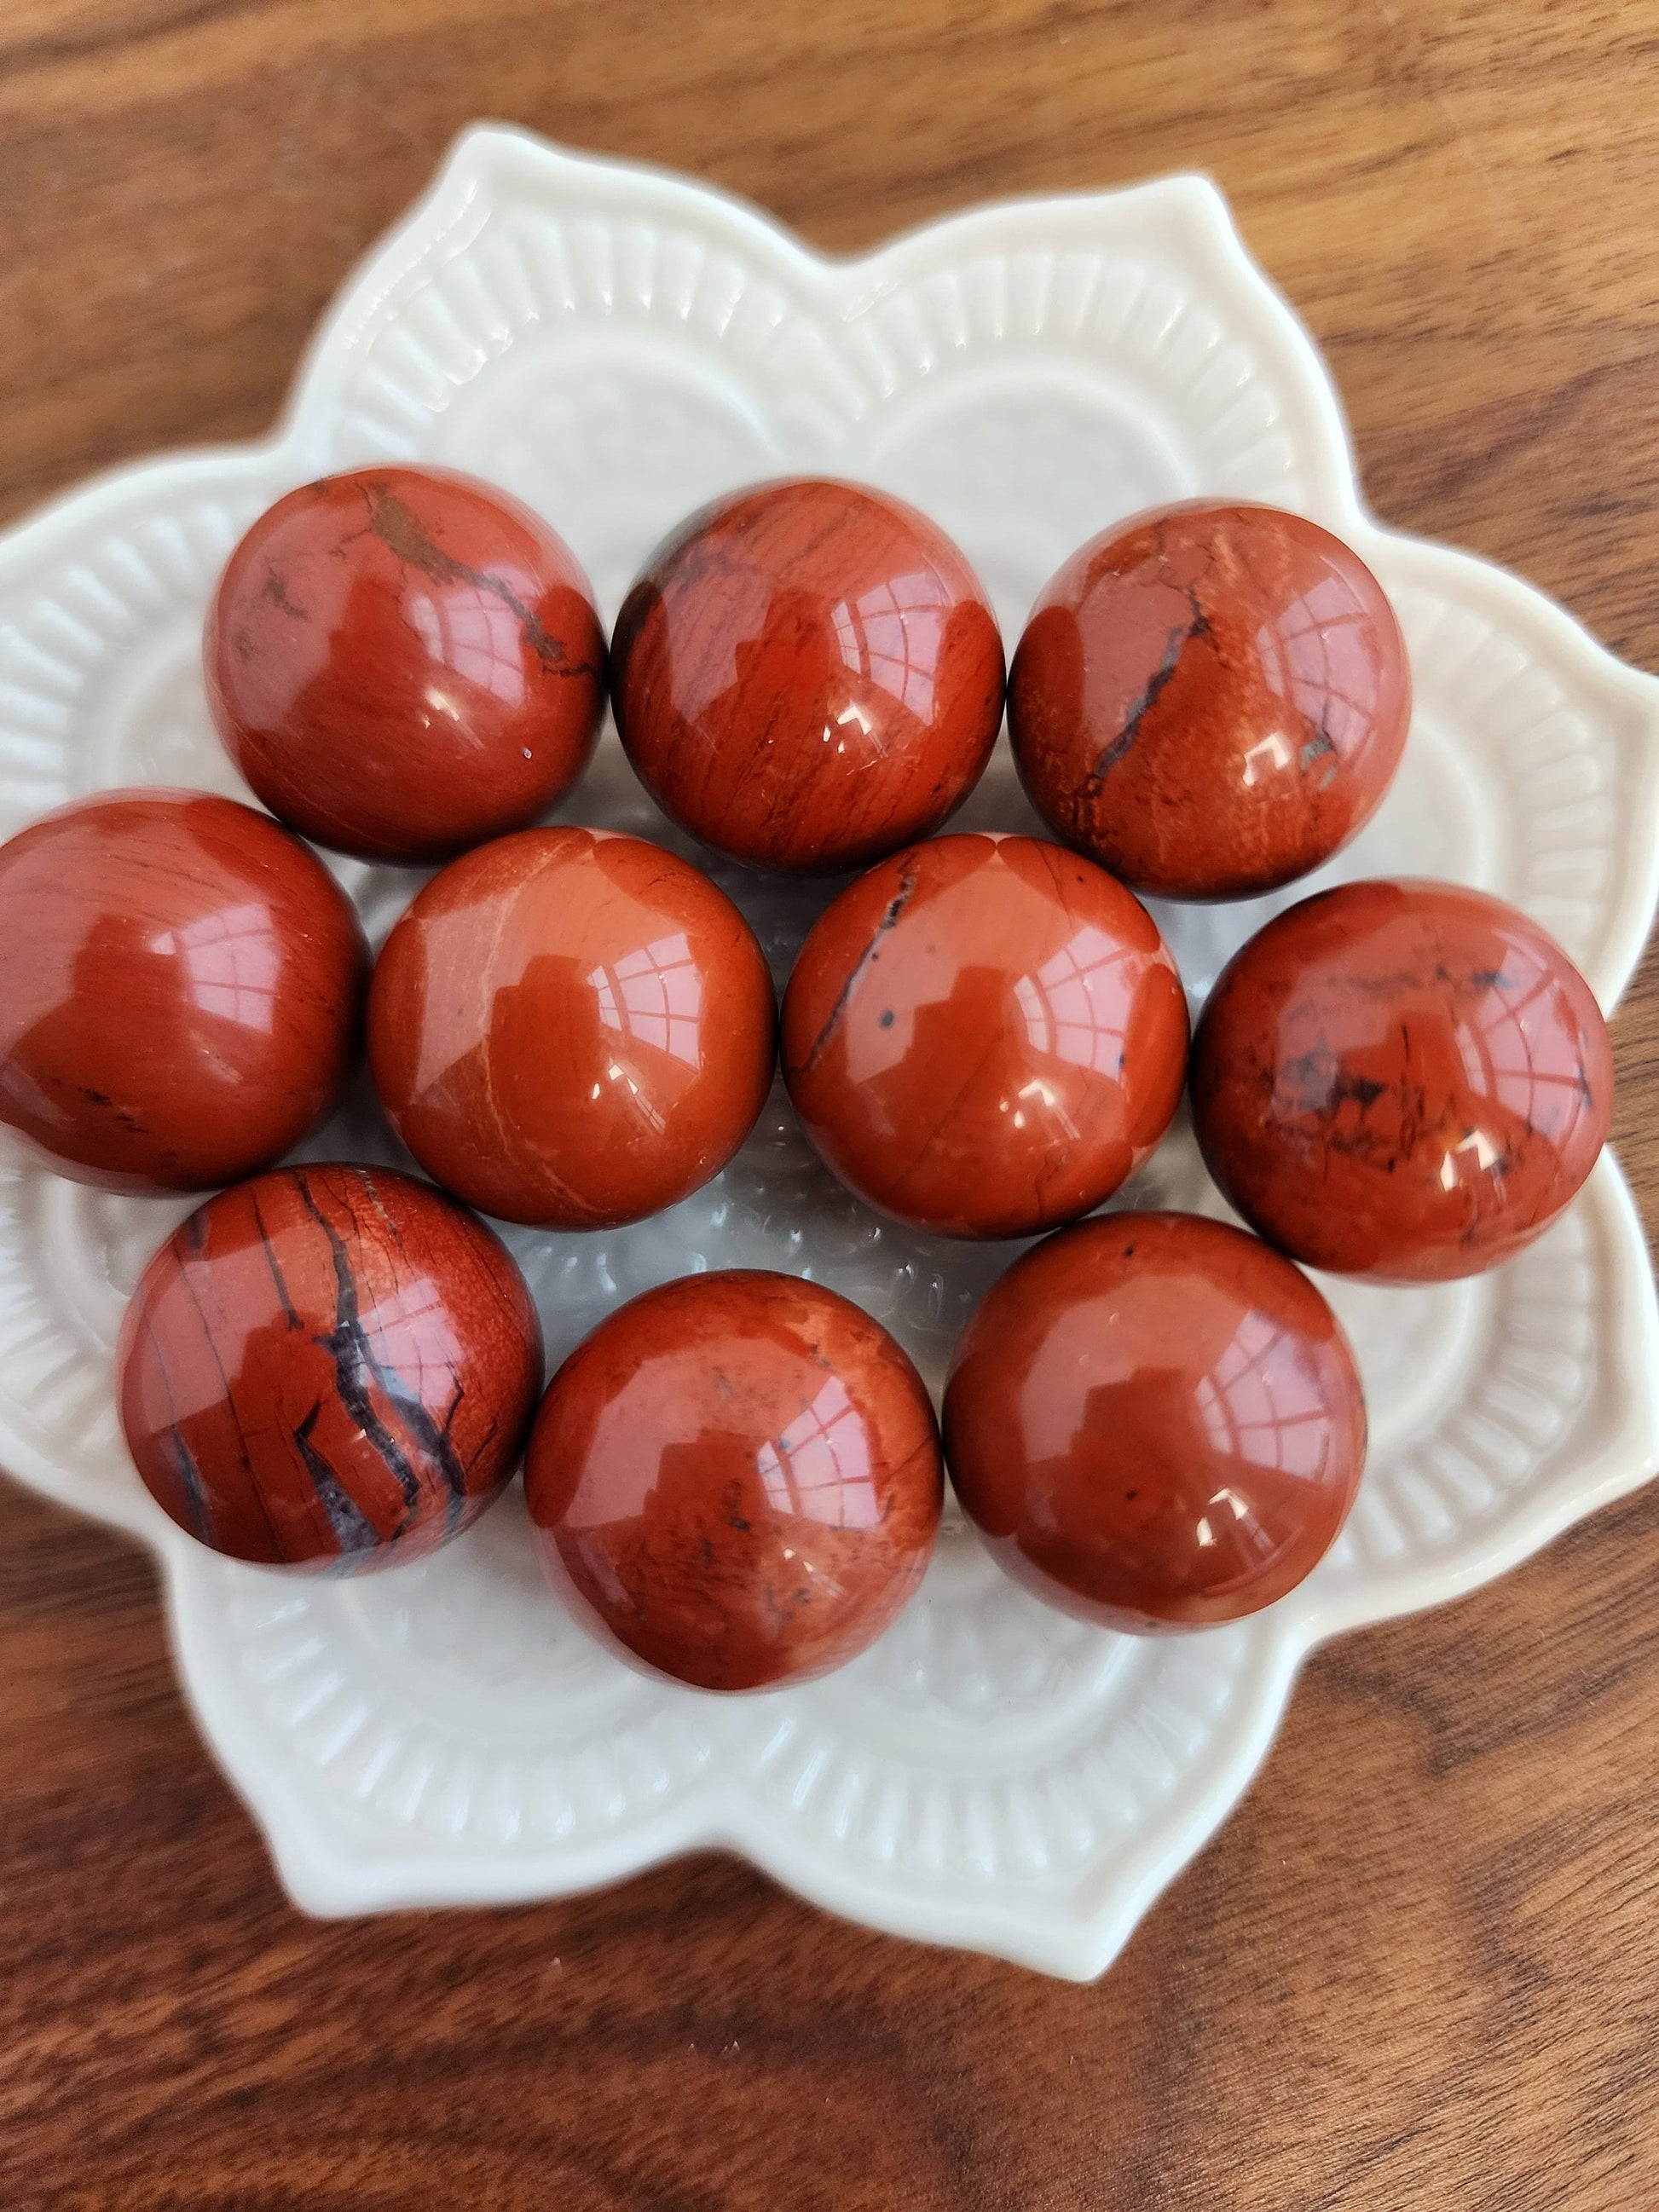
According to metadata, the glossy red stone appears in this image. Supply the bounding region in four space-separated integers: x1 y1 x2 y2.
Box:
1008 500 1411 899
525 1271 943 1690
205 466 605 864
0 788 368 1194
610 478 1005 872
944 1210 1367 1632
781 833 1188 1238
118 1164 542 1571
1189 879 1613 1282
368 827 776 1229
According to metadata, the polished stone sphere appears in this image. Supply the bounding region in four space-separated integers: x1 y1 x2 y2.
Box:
1008 500 1410 899
0 788 368 1194
781 832 1188 1238
118 1164 543 1570
368 827 776 1229
525 1270 943 1689
205 466 605 864
1189 878 1613 1281
610 477 1005 872
943 1210 1367 1631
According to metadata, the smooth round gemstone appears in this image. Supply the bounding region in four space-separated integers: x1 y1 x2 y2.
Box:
1008 500 1410 899
205 466 605 863
780 832 1188 1238
525 1271 942 1690
1189 878 1612 1281
118 1164 542 1570
610 477 1005 872
943 1210 1367 1632
367 827 776 1229
0 788 367 1194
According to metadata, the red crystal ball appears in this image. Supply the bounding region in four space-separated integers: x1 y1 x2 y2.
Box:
0 788 367 1194
1008 500 1410 900
205 465 605 864
524 1271 943 1690
368 827 776 1230
1189 878 1613 1282
944 1210 1367 1632
610 478 1006 872
118 1164 543 1571
781 833 1188 1238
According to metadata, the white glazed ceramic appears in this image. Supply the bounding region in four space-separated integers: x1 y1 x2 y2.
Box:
1 128 1656 1981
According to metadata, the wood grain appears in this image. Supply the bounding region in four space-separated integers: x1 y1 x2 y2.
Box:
4 3 1659 2205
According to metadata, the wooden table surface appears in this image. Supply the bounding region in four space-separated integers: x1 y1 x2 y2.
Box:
4 4 1659 2206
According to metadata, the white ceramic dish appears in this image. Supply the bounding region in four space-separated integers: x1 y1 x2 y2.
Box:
2 128 1656 1981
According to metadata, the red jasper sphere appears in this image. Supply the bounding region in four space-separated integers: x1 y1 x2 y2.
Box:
525 1271 943 1690
205 466 605 863
368 828 776 1229
0 788 367 1194
1189 879 1613 1282
610 478 1005 872
781 833 1188 1238
1008 500 1410 899
119 1164 543 1570
944 1210 1367 1632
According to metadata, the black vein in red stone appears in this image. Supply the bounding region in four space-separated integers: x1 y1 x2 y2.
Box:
1299 721 1335 774
1275 1035 1390 1118
358 1170 512 1531
160 1426 214 1545
293 1171 471 1529
1090 610 1204 781
356 482 600 682
794 858 921 1076
251 1189 303 1331
262 566 309 621
292 1401 380 1553
154 1233 286 1557
292 1173 430 1527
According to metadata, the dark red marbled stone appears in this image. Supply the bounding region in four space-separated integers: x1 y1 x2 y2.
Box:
205 466 605 864
781 833 1188 1238
1189 879 1613 1281
1008 500 1410 899
943 1210 1367 1632
0 788 368 1194
367 827 776 1229
524 1271 943 1690
610 478 1005 873
118 1164 542 1570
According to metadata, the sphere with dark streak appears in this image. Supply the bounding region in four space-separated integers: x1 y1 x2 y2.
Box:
118 1164 543 1572
205 466 606 864
1189 879 1613 1281
1008 500 1410 900
781 833 1188 1238
610 478 1005 872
